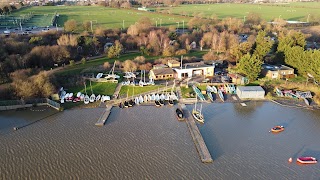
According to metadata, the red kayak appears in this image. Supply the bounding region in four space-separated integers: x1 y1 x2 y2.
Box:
297 157 317 164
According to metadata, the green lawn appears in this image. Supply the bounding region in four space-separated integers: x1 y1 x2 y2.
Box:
119 85 164 97
67 80 118 96
4 3 320 29
6 6 190 30
156 3 320 21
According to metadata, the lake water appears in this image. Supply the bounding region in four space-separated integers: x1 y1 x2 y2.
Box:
0 102 319 179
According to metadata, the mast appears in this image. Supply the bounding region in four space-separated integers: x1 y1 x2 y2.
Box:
90 80 93 94
84 81 87 95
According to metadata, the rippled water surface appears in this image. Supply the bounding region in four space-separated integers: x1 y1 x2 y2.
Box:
0 102 319 179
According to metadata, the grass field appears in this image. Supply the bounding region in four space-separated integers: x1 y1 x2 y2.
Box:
68 80 118 96
5 6 190 30
4 3 320 30
119 85 165 97
157 3 320 21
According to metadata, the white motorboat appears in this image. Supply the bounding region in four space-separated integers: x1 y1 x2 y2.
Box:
211 86 218 94
89 94 96 103
160 94 165 101
80 94 84 101
96 73 103 79
144 95 148 102
151 94 155 101
135 97 140 105
123 72 136 79
96 94 101 101
101 95 105 102
139 95 144 104
155 94 160 101
104 96 110 101
60 97 65 104
84 95 90 104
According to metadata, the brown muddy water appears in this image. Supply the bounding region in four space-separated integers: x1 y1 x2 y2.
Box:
0 102 319 179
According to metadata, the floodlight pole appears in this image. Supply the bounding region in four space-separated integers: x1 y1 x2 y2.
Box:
182 20 184 33
307 14 310 23
90 20 97 33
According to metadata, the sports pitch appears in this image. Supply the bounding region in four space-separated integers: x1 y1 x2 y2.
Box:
2 3 320 30
2 6 190 30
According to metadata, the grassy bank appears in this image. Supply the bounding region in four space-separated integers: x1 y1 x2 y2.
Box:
119 85 165 98
67 81 118 96
157 3 320 21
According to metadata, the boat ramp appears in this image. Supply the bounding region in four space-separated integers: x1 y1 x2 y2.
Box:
95 106 112 126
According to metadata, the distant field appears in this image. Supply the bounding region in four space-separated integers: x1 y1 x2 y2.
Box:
4 6 190 30
157 3 320 21
3 3 320 30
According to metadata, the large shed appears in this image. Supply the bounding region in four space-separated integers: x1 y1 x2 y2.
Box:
236 86 265 99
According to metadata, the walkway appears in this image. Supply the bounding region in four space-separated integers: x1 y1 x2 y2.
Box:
95 105 112 126
176 86 213 163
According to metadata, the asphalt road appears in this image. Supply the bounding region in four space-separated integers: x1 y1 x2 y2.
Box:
1 26 63 35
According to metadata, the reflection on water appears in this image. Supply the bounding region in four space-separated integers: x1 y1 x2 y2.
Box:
0 102 319 179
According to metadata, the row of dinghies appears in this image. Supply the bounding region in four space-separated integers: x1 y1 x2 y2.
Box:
192 84 237 103
119 92 179 108
60 91 110 104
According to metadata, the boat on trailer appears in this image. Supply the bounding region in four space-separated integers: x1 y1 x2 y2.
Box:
175 108 184 121
124 101 129 108
84 95 90 104
168 99 174 106
218 89 225 102
155 100 161 107
303 98 310 106
297 157 317 164
211 86 218 94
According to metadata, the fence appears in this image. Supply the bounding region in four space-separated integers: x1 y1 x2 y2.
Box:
86 78 118 83
0 98 60 111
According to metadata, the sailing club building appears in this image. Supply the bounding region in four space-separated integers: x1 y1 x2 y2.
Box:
173 62 215 80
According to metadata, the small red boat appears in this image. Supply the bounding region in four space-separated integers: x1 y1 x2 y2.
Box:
297 157 317 164
271 126 284 133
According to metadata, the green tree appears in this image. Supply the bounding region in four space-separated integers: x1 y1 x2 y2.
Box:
107 40 123 58
277 30 306 52
253 31 273 60
238 53 262 81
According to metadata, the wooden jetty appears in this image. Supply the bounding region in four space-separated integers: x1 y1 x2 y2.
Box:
180 103 213 163
95 106 112 126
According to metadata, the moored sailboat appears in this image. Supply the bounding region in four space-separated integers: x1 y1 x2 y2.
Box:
192 97 204 123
